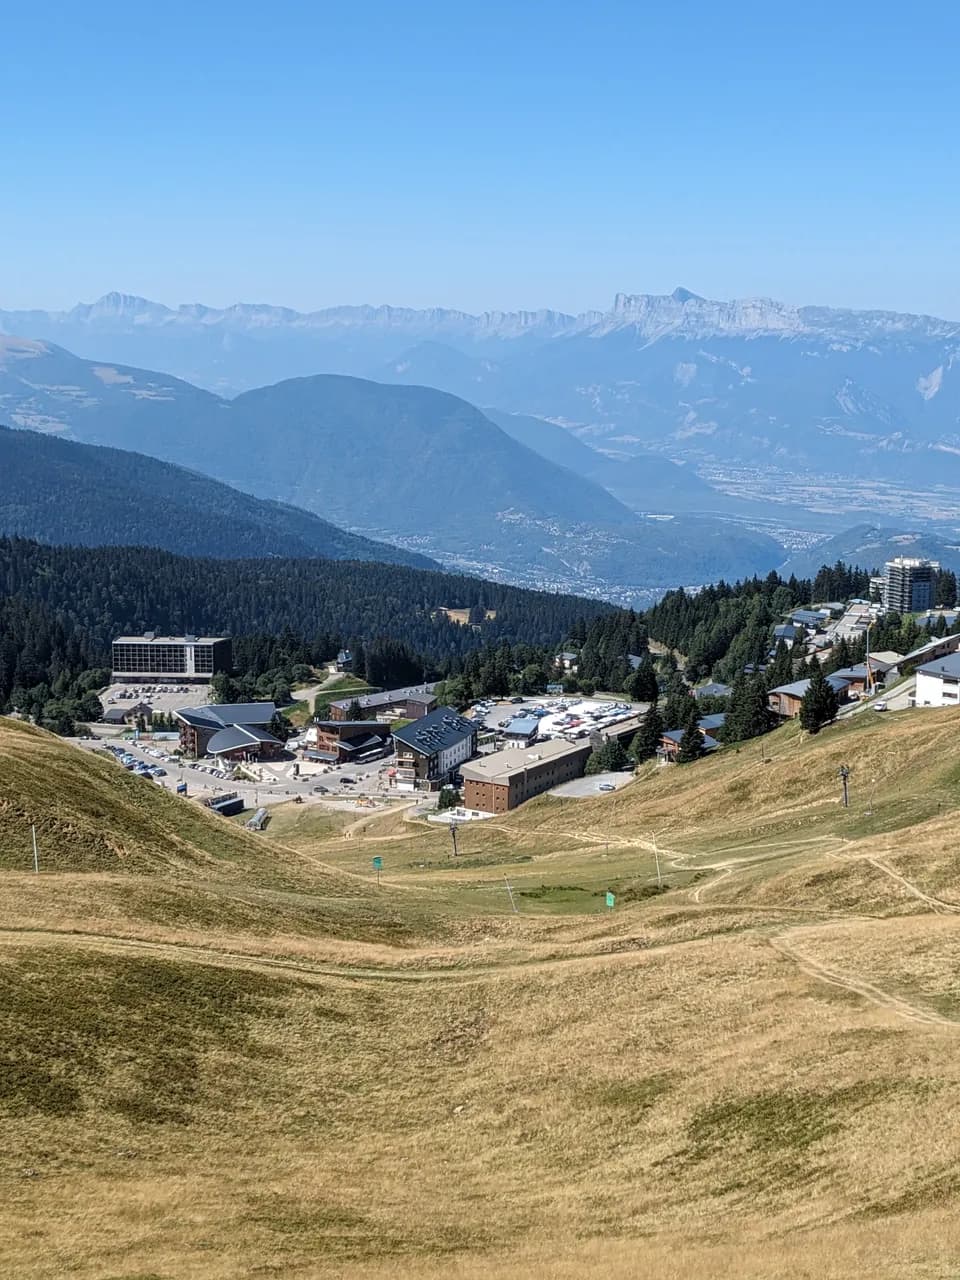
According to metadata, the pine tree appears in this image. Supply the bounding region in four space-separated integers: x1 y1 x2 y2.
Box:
677 709 704 764
722 674 749 743
799 666 839 735
824 635 851 674
662 675 697 731
742 673 773 739
765 639 793 690
936 569 958 608
623 655 658 703
629 703 663 762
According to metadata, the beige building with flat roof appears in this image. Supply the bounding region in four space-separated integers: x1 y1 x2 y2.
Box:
461 739 592 813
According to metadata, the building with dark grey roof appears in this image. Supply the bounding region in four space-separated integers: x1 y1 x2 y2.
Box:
329 683 438 722
695 682 732 700
916 651 960 706
392 706 477 792
767 674 853 719
174 700 284 760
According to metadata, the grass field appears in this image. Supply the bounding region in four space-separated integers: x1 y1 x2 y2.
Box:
5 711 960 1277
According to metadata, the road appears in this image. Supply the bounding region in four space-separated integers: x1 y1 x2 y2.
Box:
837 674 915 718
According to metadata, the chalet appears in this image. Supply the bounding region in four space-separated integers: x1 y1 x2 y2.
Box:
695 682 731 700
870 652 904 680
304 720 392 764
901 632 960 671
773 623 802 644
461 739 592 813
659 728 720 760
555 651 579 673
174 701 285 761
767 675 852 720
329 683 438 722
697 712 726 735
392 707 477 792
830 665 870 696
791 609 828 629
658 714 724 760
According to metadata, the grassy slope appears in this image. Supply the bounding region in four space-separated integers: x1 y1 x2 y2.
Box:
5 712 960 1276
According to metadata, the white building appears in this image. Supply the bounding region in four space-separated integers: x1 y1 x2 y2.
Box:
915 653 960 707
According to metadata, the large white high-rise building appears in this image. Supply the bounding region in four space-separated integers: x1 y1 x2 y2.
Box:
882 558 938 613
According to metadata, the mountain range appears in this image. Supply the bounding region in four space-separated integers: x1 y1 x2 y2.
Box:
0 425 438 567
780 523 960 581
5 288 960 489
0 336 783 600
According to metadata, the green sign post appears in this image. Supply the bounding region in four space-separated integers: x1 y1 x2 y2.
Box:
372 855 383 886
605 891 615 910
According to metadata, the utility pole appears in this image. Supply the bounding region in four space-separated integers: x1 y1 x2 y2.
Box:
838 764 850 808
503 875 518 913
449 821 459 857
650 830 662 890
31 825 39 874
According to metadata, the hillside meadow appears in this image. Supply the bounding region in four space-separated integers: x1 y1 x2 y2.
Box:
3 713 960 1277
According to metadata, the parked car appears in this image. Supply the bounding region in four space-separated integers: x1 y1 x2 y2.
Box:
873 701 888 712
598 782 616 792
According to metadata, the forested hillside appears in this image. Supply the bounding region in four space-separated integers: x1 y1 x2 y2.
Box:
0 425 437 568
0 537 611 721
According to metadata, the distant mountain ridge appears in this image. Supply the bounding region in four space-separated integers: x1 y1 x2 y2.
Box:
7 286 960 343
7 287 960 488
780 524 960 580
0 424 439 568
0 338 784 601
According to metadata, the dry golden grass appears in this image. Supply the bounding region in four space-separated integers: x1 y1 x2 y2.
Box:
5 710 960 1276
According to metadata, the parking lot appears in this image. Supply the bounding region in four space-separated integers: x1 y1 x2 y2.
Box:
468 694 648 743
549 771 635 798
73 735 402 813
101 681 212 714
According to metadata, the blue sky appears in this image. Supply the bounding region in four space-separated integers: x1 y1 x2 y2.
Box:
3 1 960 316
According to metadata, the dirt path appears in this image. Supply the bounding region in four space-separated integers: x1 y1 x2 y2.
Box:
769 932 958 1030
862 857 960 915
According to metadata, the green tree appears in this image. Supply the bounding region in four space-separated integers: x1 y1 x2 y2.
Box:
433 675 472 710
347 698 364 721
623 655 658 703
936 569 958 608
662 675 697 731
268 710 293 742
676 714 704 764
521 663 547 694
629 703 664 763
765 639 794 690
724 674 772 744
799 666 839 735
585 738 629 774
437 786 461 811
